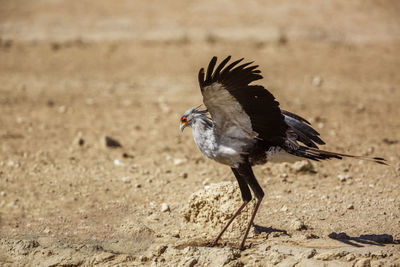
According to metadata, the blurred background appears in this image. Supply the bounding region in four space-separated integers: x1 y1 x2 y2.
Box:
0 0 399 264
2 0 400 42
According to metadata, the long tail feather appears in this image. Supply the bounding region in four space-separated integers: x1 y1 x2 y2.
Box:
299 147 388 165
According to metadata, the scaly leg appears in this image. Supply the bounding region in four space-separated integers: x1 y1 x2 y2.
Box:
239 197 263 250
210 168 252 247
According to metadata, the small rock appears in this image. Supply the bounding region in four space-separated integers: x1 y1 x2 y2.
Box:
7 160 15 167
289 219 307 231
344 253 356 261
301 248 317 259
291 161 315 174
58 105 67 113
135 183 142 188
172 232 180 238
43 227 51 234
121 176 132 183
267 250 286 264
122 152 134 159
305 233 319 239
347 204 354 210
312 76 323 87
357 103 366 112
338 174 352 182
202 178 210 186
173 158 187 166
139 255 148 262
103 136 122 148
180 172 188 179
113 159 123 166
75 137 85 146
161 203 170 212
148 244 167 257
280 205 288 212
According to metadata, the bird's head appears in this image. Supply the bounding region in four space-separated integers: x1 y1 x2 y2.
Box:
180 106 207 132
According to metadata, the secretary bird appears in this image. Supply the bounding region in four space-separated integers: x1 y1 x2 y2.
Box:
180 56 386 250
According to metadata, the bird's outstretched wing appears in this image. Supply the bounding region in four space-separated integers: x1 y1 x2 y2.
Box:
198 56 288 146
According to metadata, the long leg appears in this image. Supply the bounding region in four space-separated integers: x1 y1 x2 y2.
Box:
237 163 265 250
239 197 263 250
211 168 252 246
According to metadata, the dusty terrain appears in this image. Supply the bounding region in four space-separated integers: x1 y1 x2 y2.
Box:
1 0 400 266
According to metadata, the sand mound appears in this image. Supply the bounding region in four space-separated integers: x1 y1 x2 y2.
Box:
181 182 257 240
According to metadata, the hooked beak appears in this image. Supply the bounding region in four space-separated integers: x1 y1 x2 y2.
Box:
180 122 187 132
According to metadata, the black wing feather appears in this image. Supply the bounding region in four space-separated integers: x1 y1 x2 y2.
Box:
283 111 325 148
198 56 289 145
206 57 217 82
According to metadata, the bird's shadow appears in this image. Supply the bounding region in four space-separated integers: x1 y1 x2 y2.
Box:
328 232 400 247
253 224 289 236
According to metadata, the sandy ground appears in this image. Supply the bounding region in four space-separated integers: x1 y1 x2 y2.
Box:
1 0 400 266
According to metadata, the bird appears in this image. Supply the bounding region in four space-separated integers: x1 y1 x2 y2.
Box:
179 56 387 250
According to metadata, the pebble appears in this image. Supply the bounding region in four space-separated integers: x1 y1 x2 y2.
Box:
347 204 354 210
121 176 131 183
58 105 67 113
357 103 366 112
289 219 307 231
103 136 122 148
338 174 352 182
312 76 323 87
291 161 315 173
300 248 317 259
113 159 123 166
161 203 170 212
173 158 187 166
73 137 85 146
179 172 188 179
344 253 356 261
172 232 180 238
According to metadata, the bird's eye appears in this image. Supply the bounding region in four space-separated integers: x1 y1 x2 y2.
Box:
181 116 188 123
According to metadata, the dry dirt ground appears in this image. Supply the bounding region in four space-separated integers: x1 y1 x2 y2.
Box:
1 0 400 266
